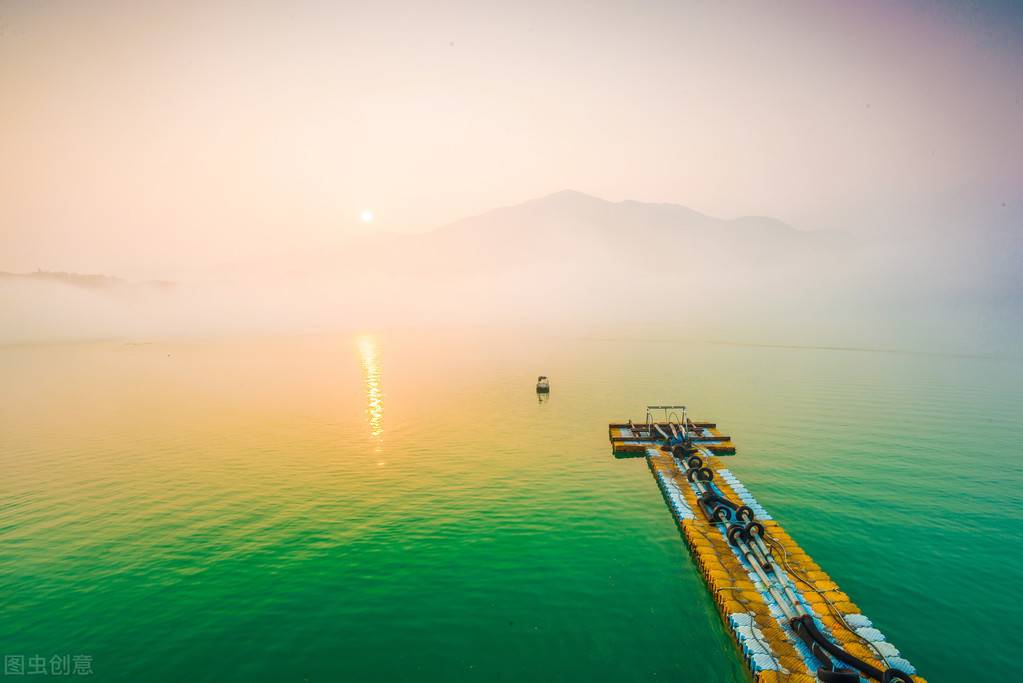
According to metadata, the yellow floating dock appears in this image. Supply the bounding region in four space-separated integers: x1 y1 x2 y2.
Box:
610 411 924 683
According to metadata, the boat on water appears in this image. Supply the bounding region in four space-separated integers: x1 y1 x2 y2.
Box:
536 375 549 393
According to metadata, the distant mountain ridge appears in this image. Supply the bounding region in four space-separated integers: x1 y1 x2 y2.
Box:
367 189 827 282
434 189 801 238
0 270 174 290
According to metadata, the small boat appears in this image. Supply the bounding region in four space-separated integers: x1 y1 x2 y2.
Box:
536 375 550 393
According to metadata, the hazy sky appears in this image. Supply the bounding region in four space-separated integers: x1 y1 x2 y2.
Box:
2 0 1021 276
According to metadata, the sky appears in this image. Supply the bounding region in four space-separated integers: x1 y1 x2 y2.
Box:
1 0 1022 277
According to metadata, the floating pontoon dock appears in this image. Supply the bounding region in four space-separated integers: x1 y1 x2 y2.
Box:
610 406 924 683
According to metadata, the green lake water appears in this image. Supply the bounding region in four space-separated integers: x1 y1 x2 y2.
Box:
2 331 1020 681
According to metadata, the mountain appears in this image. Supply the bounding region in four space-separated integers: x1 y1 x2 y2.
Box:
296 190 863 329
388 189 814 265
308 190 841 289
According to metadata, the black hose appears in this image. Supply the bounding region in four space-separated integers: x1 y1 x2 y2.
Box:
790 614 912 683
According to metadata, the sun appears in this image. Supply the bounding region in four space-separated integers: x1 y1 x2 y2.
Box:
360 209 374 223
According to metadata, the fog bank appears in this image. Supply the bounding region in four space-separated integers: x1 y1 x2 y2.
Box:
2 192 1019 355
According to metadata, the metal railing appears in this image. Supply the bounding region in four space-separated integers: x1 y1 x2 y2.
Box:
645 405 688 441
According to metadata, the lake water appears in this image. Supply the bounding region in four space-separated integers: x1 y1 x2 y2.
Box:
2 331 1020 681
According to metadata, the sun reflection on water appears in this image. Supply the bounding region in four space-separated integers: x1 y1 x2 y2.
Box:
357 335 384 447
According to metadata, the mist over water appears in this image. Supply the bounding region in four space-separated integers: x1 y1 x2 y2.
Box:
2 191 1019 356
